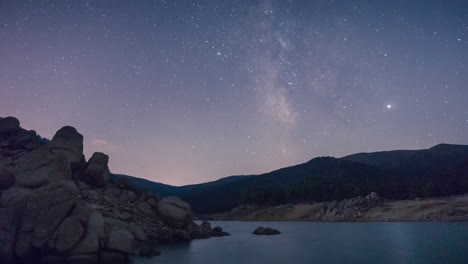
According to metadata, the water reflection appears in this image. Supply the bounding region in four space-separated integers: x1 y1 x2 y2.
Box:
134 222 468 264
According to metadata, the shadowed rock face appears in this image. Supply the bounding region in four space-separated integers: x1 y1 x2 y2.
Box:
49 126 84 172
0 117 229 263
82 152 110 188
0 166 15 190
106 229 135 253
15 181 78 259
12 147 72 189
0 187 31 263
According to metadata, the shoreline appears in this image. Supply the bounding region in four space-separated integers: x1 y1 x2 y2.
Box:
206 194 468 222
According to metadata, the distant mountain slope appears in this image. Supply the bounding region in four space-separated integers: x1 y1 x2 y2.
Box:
343 144 468 172
111 174 179 196
115 144 468 213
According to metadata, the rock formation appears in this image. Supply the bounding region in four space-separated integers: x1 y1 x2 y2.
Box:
314 192 383 221
252 227 281 235
49 126 84 172
0 117 229 264
81 152 110 187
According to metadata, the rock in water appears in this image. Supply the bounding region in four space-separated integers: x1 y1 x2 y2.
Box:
252 227 281 235
82 152 110 187
0 117 20 134
156 196 192 229
200 221 211 232
49 126 84 171
0 166 15 190
212 226 222 233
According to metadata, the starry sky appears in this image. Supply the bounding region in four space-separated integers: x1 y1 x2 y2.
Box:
1 0 467 186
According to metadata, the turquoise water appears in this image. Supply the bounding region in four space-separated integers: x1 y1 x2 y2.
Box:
135 221 468 264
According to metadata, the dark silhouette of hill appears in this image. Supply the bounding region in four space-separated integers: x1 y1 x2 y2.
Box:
114 144 468 213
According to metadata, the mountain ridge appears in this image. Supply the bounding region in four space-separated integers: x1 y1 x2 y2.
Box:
116 143 468 213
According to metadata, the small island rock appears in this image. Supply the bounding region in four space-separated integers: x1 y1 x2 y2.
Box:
253 226 281 235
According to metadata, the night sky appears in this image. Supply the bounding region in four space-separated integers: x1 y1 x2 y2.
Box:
1 0 467 186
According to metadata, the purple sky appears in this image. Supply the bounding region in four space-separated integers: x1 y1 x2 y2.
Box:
1 0 467 186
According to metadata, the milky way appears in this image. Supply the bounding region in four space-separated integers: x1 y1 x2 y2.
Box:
1 0 467 185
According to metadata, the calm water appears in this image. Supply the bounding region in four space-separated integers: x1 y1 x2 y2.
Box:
135 221 468 264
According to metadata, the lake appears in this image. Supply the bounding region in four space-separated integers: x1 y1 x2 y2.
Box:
135 221 468 264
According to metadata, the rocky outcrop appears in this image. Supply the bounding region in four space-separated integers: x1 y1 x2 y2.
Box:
252 227 281 235
314 192 383 222
12 147 72 188
422 207 467 221
82 152 110 187
49 126 84 171
0 119 43 167
0 118 230 263
0 117 20 134
156 196 192 229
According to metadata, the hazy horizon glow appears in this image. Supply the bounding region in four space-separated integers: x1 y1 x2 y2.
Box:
1 0 467 186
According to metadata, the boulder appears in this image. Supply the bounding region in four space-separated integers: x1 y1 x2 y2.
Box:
88 211 105 239
156 196 191 228
55 217 84 252
0 187 31 263
82 152 110 188
209 226 230 237
129 225 147 242
200 221 211 231
0 166 15 190
71 230 99 255
12 146 72 188
0 117 20 134
139 246 161 258
106 229 135 253
212 226 222 233
49 126 84 171
15 181 78 258
173 229 191 241
252 226 281 235
186 223 210 239
67 203 102 254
